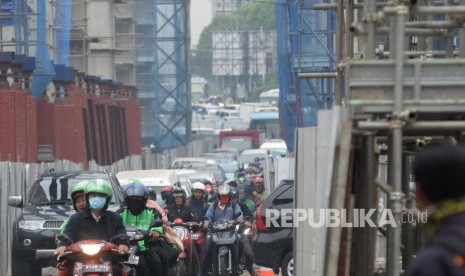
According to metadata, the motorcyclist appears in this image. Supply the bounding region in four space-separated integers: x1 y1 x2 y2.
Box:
57 179 129 276
56 180 88 272
188 181 209 222
199 179 216 205
120 182 169 276
231 187 257 276
165 187 196 223
160 185 175 208
237 183 256 213
165 187 200 276
200 184 243 276
253 176 267 205
146 187 169 223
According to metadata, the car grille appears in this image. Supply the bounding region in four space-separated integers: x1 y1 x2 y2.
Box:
43 220 64 229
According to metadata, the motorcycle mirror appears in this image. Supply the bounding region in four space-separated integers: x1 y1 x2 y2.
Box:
56 234 73 244
151 220 163 228
111 233 130 244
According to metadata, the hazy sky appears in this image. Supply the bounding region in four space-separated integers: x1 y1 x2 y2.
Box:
190 0 213 48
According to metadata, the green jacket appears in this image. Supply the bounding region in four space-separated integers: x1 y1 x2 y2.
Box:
55 218 70 246
241 198 256 213
120 209 163 252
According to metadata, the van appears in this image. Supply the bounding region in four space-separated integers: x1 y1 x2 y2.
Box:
116 169 182 205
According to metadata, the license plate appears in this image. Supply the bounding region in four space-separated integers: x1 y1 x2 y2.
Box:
125 255 140 265
79 264 110 273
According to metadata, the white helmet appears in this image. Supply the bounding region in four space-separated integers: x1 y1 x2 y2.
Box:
217 184 231 196
192 181 206 192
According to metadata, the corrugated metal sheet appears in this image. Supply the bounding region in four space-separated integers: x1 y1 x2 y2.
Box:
294 106 343 276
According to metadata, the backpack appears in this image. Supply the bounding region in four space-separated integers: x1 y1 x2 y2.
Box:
212 201 240 219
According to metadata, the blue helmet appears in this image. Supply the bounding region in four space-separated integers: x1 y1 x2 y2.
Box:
124 182 148 216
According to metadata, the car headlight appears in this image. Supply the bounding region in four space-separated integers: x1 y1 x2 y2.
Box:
78 243 105 255
18 220 45 230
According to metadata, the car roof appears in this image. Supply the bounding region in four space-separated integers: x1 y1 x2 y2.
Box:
116 169 180 187
41 170 110 179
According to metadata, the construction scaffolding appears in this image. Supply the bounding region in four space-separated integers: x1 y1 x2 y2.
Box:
294 0 465 275
275 0 336 152
150 0 191 149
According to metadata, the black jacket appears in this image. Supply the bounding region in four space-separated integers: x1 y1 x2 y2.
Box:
62 209 129 247
165 203 195 223
238 202 253 221
406 212 465 276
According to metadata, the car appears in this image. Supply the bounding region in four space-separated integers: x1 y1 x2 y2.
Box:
253 179 294 276
171 157 217 169
8 170 126 275
238 148 268 164
260 139 288 157
116 169 186 206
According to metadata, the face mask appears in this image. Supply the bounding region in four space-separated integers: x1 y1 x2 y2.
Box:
220 195 230 205
89 196 107 210
128 198 146 216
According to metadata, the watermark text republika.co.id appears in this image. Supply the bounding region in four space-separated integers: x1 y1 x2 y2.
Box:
265 208 428 228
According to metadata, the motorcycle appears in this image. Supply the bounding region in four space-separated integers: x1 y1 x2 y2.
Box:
124 224 159 275
56 234 128 276
170 218 200 276
191 221 206 266
208 219 240 276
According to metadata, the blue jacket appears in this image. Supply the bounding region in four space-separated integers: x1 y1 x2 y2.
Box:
204 202 243 225
189 197 208 222
406 212 465 276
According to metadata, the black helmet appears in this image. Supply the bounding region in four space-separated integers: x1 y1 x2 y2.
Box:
172 187 187 202
230 187 238 198
224 179 238 188
198 178 213 186
147 187 157 201
124 182 148 216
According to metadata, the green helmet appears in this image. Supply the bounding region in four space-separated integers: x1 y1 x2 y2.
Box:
85 179 113 198
71 180 89 198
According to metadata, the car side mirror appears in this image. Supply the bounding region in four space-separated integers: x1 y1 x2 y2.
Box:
8 196 23 208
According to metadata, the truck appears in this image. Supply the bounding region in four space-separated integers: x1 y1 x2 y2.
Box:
218 130 264 153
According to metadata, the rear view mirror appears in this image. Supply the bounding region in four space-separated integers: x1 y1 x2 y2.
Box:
151 220 163 228
111 233 130 244
8 196 23 208
56 234 73 244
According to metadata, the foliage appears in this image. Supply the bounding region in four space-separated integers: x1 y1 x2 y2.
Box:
248 71 279 102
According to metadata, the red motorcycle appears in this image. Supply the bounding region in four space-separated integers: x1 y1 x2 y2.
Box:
191 222 206 265
56 235 127 276
170 218 201 276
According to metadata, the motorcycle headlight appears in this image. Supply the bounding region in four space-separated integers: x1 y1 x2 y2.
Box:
78 243 105 255
173 226 187 240
244 228 250 235
18 220 45 230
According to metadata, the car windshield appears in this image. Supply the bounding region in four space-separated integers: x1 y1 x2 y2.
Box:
29 177 116 205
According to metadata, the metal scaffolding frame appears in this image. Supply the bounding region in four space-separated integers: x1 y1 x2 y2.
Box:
275 0 336 152
151 0 191 150
322 0 465 275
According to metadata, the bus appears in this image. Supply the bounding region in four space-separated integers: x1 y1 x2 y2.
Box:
249 111 281 139
259 89 279 105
